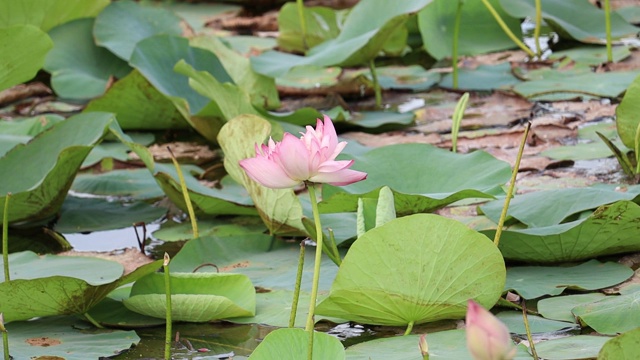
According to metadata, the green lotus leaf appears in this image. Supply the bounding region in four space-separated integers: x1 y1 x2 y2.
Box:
248 328 345 360
316 214 506 326
276 3 343 53
534 335 611 360
124 272 255 322
72 168 164 200
572 291 640 335
320 143 511 215
598 328 640 360
0 0 109 32
439 62 520 90
616 73 640 148
538 293 606 323
0 25 52 92
0 112 116 223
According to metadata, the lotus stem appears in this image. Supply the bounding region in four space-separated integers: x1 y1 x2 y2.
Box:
2 193 10 282
521 299 539 360
452 0 464 89
369 59 382 109
451 92 469 153
534 0 542 58
604 0 613 62
404 320 414 336
0 313 9 360
289 241 306 328
493 122 531 247
634 121 640 174
305 183 324 359
83 312 104 329
163 253 172 360
480 0 535 58
296 0 309 50
168 147 199 238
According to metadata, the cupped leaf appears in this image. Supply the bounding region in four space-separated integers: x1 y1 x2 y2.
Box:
0 25 52 92
538 293 606 323
218 115 305 235
320 143 511 215
44 18 131 99
505 260 633 299
248 328 345 360
84 69 189 130
0 0 109 31
316 214 505 326
486 201 640 263
500 0 638 44
0 112 115 223
418 0 521 60
616 73 640 148
598 328 640 360
480 187 640 227
124 272 255 322
251 0 432 77
0 315 139 359
276 3 343 53
94 0 184 61
572 291 640 335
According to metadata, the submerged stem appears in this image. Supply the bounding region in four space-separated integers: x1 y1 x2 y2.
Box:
2 193 10 282
494 122 531 247
289 241 306 328
480 0 535 58
305 183 324 359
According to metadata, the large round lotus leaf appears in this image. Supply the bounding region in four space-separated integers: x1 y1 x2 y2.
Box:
316 214 505 326
94 0 183 61
537 293 606 323
248 328 345 360
124 272 255 322
534 335 611 360
572 291 640 335
320 143 511 215
0 25 52 92
0 315 139 359
598 328 640 360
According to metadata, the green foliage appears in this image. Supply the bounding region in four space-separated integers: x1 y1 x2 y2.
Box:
0 0 109 31
0 25 52 92
598 328 640 360
248 328 345 360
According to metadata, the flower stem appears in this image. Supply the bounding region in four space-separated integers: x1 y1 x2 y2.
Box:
289 241 306 328
404 320 414 336
296 0 308 50
521 299 539 360
604 0 613 62
480 0 535 58
369 59 382 109
83 313 104 329
163 253 172 360
534 0 542 58
0 313 9 360
2 193 10 282
305 183 324 359
168 147 198 238
452 0 464 89
494 122 530 247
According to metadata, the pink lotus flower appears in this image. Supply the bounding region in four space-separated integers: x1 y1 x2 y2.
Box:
239 115 367 189
466 300 516 360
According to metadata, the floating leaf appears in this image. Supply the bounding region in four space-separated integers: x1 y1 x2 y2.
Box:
72 168 164 200
94 0 184 60
500 0 638 44
251 0 432 77
572 291 640 335
485 201 640 263
550 46 631 66
376 65 441 91
43 18 131 99
0 25 53 92
538 293 606 323
598 328 640 360
316 214 505 326
0 315 139 359
218 115 304 235
440 62 521 91
534 335 611 360
505 260 633 299
0 112 116 223
248 328 345 360
418 0 521 60
496 312 577 334
320 143 511 215
230 290 312 328
124 272 255 322
0 0 109 32
153 217 266 242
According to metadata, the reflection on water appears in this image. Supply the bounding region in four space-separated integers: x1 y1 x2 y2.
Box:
63 223 161 252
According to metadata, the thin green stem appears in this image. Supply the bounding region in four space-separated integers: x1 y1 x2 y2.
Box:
1 313 9 360
305 183 324 360
534 0 542 58
289 241 306 328
494 122 531 247
521 299 539 360
604 0 613 62
164 253 172 360
168 147 198 238
404 320 414 336
2 193 10 282
369 59 382 109
83 313 104 329
452 0 464 89
451 92 469 153
480 0 535 58
296 0 308 50
634 120 640 174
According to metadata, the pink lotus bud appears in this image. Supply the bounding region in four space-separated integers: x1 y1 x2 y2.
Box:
418 334 429 357
239 115 367 189
466 300 516 360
